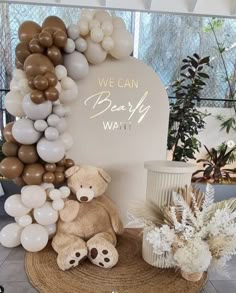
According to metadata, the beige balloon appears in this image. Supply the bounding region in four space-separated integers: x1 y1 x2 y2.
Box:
110 28 134 59
84 37 107 65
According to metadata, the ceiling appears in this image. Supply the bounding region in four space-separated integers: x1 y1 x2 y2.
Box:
4 0 236 18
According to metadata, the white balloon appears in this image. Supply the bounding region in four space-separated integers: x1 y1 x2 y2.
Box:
89 19 100 30
52 198 65 211
64 51 89 81
47 114 60 127
34 120 48 132
101 20 113 36
4 194 31 217
56 117 67 134
59 186 71 198
5 90 25 117
61 77 76 90
22 94 52 120
59 87 78 105
13 69 26 81
102 36 114 51
40 182 55 191
53 105 65 117
75 38 87 52
14 216 20 223
64 38 75 53
85 37 107 64
45 127 59 141
67 24 80 40
44 223 56 239
18 78 31 95
37 137 65 163
0 223 23 248
60 132 74 151
21 224 48 252
110 28 133 59
34 202 58 226
12 118 41 145
49 189 62 200
112 16 126 28
78 19 89 36
55 65 67 81
95 10 111 23
81 9 95 21
10 79 20 91
18 215 32 227
55 81 62 93
21 185 46 208
90 27 104 43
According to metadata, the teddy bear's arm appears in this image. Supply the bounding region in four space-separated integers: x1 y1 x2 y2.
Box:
97 195 124 235
59 200 80 222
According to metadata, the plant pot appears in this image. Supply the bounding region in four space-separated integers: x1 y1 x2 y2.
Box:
181 271 203 282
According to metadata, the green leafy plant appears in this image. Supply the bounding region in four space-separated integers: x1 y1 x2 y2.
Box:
167 54 211 162
192 143 236 183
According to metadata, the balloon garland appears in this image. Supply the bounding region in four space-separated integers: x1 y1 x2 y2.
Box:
0 10 133 252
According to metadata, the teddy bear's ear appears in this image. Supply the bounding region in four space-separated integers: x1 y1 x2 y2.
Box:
98 168 111 183
65 166 80 178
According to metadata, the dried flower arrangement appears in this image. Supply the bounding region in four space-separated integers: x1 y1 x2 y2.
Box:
129 184 236 281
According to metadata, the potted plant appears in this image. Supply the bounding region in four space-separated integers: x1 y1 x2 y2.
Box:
192 142 236 201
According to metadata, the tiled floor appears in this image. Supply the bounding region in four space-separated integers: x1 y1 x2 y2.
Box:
0 216 236 293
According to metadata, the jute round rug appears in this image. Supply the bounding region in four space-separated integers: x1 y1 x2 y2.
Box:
25 229 207 293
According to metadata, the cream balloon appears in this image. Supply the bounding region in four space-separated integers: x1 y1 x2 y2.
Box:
21 185 47 208
56 117 67 133
112 16 126 28
40 182 55 191
102 36 114 51
4 194 31 217
60 132 74 151
84 37 107 65
34 119 48 132
45 127 59 141
101 20 113 36
110 28 133 59
64 38 75 53
94 10 111 23
37 137 65 163
10 79 20 91
18 215 32 227
52 198 65 211
22 94 52 120
81 10 95 21
5 90 25 117
59 186 71 198
13 69 26 81
44 223 56 239
59 86 78 105
12 118 41 145
55 82 62 93
78 19 89 36
34 202 58 225
21 224 48 252
67 24 80 40
89 19 100 30
55 65 67 80
61 76 75 90
18 78 31 95
75 38 87 52
49 189 62 200
53 105 66 117
0 223 23 248
63 51 89 81
90 27 104 43
47 114 60 127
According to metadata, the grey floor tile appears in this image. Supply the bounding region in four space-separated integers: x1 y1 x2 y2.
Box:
5 246 25 262
1 282 38 293
0 246 12 266
209 262 236 281
211 280 236 293
0 261 28 282
201 281 218 293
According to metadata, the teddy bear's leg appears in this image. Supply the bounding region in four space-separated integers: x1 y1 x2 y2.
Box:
87 231 118 269
52 233 88 271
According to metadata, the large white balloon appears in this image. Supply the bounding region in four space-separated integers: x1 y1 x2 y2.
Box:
0 223 23 248
4 194 31 217
12 118 41 145
55 65 67 81
21 185 46 208
34 202 58 225
22 94 52 120
44 223 57 239
21 224 48 252
5 90 25 117
60 132 74 151
18 215 32 227
84 37 107 64
37 137 65 163
63 51 89 81
110 28 133 59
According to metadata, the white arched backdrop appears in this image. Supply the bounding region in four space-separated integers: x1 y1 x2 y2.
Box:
67 56 169 224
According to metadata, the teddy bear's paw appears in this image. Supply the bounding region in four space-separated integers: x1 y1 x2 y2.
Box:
57 247 88 271
87 239 118 269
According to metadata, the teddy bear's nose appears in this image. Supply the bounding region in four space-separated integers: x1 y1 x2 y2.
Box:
80 196 88 202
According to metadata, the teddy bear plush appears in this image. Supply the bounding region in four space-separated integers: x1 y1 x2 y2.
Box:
52 165 124 271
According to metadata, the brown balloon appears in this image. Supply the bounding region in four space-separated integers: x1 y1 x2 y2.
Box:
65 158 75 169
18 21 41 43
15 58 24 70
22 163 45 185
13 176 26 187
47 46 62 65
29 39 44 53
45 163 56 172
3 122 17 143
24 53 54 78
33 75 49 90
57 158 65 167
54 171 65 185
43 172 55 183
45 87 59 102
44 72 58 87
2 142 19 157
28 77 36 89
42 16 67 34
30 89 46 104
18 145 39 164
32 33 40 40
15 42 31 64
53 30 67 48
56 166 65 173
39 31 53 48
0 157 24 179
